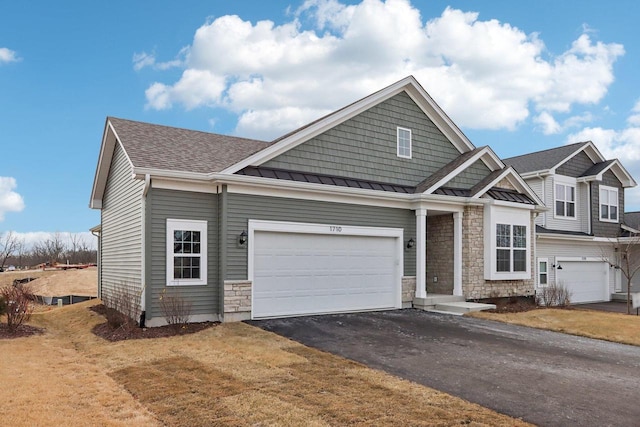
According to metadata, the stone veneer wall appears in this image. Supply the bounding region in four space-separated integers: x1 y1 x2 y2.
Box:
426 214 454 294
224 280 252 322
402 276 416 307
462 205 535 299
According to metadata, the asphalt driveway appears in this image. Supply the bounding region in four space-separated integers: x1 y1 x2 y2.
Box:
250 310 640 427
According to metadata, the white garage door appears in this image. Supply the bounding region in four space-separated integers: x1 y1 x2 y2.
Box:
251 224 401 319
556 261 608 304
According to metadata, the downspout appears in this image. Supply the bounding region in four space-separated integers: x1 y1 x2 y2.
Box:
140 174 151 326
90 228 101 299
538 173 546 227
587 181 592 235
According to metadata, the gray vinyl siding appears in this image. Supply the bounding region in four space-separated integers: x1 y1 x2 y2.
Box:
536 240 617 295
545 176 584 233
146 188 219 321
591 170 624 237
445 160 491 189
263 92 462 186
226 193 416 279
101 143 144 312
526 178 545 226
556 151 594 177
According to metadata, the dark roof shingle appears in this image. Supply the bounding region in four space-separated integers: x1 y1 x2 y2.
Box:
503 142 587 174
109 117 273 174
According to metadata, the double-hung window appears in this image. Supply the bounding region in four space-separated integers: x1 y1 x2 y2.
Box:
496 224 527 273
599 186 618 222
555 183 576 218
166 219 207 286
397 127 412 158
538 258 548 286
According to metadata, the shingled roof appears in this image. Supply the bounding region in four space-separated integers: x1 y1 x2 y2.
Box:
109 117 273 174
503 142 587 174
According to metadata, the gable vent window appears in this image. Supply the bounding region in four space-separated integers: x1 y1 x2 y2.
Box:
166 219 207 286
599 186 618 222
397 127 412 159
555 183 575 218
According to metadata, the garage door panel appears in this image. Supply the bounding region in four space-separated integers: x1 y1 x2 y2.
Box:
556 261 608 304
252 229 400 318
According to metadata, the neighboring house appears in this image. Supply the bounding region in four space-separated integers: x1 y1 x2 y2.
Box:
621 211 640 293
504 143 637 303
90 76 544 326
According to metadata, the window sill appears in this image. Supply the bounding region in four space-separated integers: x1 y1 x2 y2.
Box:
599 218 619 224
167 281 208 287
485 271 529 281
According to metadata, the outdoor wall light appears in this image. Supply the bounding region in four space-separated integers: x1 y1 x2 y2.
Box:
238 230 248 246
552 263 563 270
406 238 415 249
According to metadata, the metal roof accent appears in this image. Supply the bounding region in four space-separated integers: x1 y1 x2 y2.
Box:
237 166 415 194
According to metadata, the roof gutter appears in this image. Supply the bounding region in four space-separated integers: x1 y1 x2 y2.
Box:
134 167 545 211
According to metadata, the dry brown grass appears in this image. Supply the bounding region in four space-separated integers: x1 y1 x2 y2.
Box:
0 267 97 296
469 308 640 346
1 301 532 426
0 269 58 287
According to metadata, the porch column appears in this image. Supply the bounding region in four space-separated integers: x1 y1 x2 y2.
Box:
415 209 427 299
453 211 463 296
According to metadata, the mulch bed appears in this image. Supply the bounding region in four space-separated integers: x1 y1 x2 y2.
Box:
0 323 44 339
90 304 218 342
483 297 539 313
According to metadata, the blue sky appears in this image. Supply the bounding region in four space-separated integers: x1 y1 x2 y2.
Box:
2 0 640 246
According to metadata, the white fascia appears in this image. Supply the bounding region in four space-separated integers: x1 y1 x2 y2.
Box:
549 141 605 174
422 147 500 194
90 120 136 209
471 166 545 208
220 76 478 174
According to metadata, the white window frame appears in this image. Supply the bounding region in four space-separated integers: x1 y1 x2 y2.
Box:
554 178 576 220
537 258 549 287
495 224 527 273
599 185 619 223
166 219 207 286
484 205 531 280
397 127 412 159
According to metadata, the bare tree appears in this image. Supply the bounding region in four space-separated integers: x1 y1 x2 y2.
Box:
43 232 66 265
603 233 640 314
0 231 22 270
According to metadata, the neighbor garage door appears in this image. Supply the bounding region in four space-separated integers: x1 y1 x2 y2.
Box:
251 221 401 318
556 261 608 304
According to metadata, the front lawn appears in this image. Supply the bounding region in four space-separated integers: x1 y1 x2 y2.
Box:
1 300 531 426
469 308 640 346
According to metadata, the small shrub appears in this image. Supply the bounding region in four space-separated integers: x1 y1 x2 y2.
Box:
0 294 6 316
159 288 192 327
1 284 34 332
101 282 142 331
536 282 572 308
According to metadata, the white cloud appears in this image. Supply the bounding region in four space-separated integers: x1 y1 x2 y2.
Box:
535 111 593 135
133 51 156 71
133 49 186 71
567 105 640 210
534 112 561 135
0 177 25 221
0 47 20 64
141 0 624 139
627 99 640 126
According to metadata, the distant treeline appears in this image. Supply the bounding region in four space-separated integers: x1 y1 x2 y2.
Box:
1 231 97 270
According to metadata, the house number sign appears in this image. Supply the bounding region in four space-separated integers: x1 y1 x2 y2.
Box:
329 226 343 232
